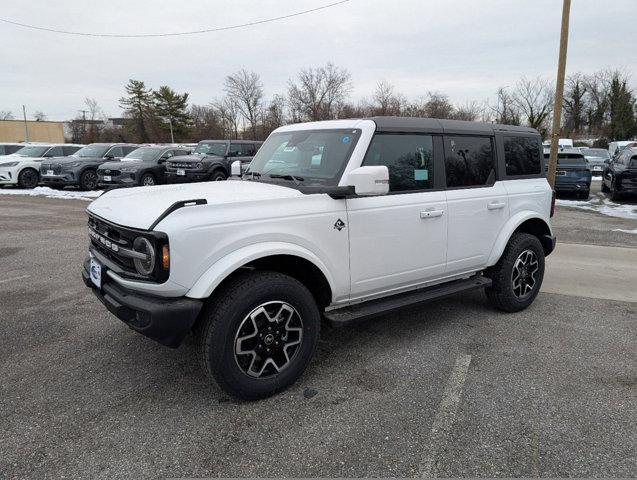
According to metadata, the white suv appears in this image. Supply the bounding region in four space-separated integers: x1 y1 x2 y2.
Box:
83 117 556 399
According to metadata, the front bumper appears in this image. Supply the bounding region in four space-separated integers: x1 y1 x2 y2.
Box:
82 257 202 348
98 174 137 188
554 181 590 192
165 171 210 183
0 167 19 185
41 172 76 186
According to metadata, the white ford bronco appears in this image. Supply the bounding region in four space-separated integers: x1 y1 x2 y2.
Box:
83 117 556 399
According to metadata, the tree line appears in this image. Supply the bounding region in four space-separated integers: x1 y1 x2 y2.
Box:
26 63 637 145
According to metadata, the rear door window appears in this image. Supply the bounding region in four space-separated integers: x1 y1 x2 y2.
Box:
106 146 124 158
504 136 542 176
44 146 64 157
362 133 434 192
62 146 81 156
444 136 495 188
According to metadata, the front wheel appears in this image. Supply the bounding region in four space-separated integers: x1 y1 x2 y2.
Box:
195 271 320 400
485 233 545 312
17 168 39 189
79 169 98 191
209 170 227 181
140 173 156 186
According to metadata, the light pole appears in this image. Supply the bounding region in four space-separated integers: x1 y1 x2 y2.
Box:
167 117 174 144
547 0 571 188
22 105 29 142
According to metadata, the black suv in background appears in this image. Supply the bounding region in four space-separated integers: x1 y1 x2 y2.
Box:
97 146 191 188
165 140 262 183
40 143 138 190
602 147 637 200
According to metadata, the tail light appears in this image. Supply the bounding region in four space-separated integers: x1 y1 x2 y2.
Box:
550 190 556 217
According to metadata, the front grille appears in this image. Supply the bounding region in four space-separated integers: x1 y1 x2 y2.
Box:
100 169 122 177
167 162 199 169
41 163 62 174
88 215 137 275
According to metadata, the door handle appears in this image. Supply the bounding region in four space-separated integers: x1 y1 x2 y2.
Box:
420 209 444 219
487 201 506 210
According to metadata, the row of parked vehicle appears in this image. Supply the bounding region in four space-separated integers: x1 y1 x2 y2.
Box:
0 140 263 190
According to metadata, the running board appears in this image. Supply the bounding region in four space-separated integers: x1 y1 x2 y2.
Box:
324 276 492 327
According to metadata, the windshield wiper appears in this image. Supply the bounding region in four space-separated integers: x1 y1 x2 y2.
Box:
267 174 304 185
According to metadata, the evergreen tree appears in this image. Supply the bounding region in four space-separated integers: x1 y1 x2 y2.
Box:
607 73 636 141
153 86 191 142
119 79 154 143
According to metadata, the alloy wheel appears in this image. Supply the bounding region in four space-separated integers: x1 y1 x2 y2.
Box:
83 171 97 189
234 301 303 378
511 249 539 300
21 169 38 188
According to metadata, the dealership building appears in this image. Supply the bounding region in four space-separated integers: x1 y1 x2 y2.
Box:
0 120 65 143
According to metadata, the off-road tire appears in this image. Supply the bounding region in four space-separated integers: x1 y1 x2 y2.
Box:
485 233 545 312
17 168 39 189
140 173 156 186
195 271 320 400
209 170 227 181
609 181 621 202
79 169 98 191
601 180 610 193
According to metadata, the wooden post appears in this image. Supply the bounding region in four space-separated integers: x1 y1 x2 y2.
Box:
547 0 571 188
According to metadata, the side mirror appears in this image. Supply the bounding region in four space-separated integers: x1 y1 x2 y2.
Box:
346 166 389 196
231 160 242 177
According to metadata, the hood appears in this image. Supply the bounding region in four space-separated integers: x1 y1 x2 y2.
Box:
47 156 104 164
98 161 126 170
87 180 303 230
170 153 223 163
0 155 39 163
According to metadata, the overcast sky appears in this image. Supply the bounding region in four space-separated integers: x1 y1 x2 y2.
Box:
1 0 635 121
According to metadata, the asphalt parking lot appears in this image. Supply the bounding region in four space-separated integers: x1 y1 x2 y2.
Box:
0 193 635 478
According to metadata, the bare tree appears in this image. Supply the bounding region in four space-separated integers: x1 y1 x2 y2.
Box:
422 92 455 119
583 69 612 135
453 101 483 121
212 97 241 139
490 87 521 125
513 77 554 133
84 98 105 143
0 110 14 120
33 111 47 121
262 94 287 137
190 104 224 141
288 63 352 121
563 73 587 135
224 69 264 139
371 80 404 116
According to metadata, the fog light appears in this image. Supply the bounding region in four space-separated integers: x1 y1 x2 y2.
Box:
162 244 170 270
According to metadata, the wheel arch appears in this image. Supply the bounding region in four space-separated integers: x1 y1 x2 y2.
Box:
487 213 554 266
208 163 228 177
186 242 335 309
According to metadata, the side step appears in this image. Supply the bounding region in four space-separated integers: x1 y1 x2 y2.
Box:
324 275 492 327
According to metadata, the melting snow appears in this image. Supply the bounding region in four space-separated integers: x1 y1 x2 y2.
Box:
556 192 637 220
612 228 637 235
0 186 102 201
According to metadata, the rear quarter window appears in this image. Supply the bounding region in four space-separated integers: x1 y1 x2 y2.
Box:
504 136 542 176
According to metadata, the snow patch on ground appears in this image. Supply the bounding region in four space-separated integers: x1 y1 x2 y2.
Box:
612 228 637 235
0 186 102 201
556 193 637 220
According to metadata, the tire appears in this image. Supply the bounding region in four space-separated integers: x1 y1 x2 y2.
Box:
601 180 610 193
579 190 589 200
485 233 545 313
140 173 156 186
195 271 320 400
209 170 227 182
79 169 98 191
17 168 39 189
609 181 620 202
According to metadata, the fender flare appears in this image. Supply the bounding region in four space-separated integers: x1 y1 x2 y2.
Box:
185 241 336 300
486 211 552 266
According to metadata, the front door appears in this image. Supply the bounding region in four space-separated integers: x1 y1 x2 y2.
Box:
346 132 447 301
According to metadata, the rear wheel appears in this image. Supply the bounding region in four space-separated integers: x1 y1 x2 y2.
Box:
209 170 227 181
140 173 156 186
17 168 39 189
601 180 610 193
485 233 545 312
195 271 320 400
79 169 98 191
579 189 589 200
609 181 621 201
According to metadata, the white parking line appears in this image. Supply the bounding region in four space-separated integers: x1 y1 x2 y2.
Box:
0 274 30 285
419 353 472 478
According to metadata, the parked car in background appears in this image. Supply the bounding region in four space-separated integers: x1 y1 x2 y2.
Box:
165 140 262 183
580 147 610 175
601 147 637 200
542 138 574 150
40 143 138 190
545 149 591 199
97 145 191 188
0 143 26 156
0 144 83 188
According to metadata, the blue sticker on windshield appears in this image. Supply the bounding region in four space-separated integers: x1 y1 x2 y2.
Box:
341 135 350 144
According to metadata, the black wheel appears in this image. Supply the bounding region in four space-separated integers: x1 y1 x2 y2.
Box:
195 271 320 400
17 168 39 189
140 173 156 186
609 181 620 201
601 180 610 193
579 190 589 200
79 169 98 191
209 170 227 182
485 233 545 312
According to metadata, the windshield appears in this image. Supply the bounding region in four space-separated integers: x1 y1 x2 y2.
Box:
245 129 362 186
73 145 110 158
15 146 50 157
194 142 227 156
122 147 161 162
583 148 609 159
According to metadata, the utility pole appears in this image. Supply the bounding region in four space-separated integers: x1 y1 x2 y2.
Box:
547 0 571 188
168 117 174 144
22 105 29 142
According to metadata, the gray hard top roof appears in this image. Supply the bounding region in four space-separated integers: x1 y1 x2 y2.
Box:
369 116 539 135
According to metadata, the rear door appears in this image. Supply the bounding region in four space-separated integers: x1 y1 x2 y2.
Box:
444 135 509 274
347 132 447 301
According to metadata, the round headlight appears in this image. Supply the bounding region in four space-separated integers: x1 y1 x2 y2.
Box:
133 237 155 276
